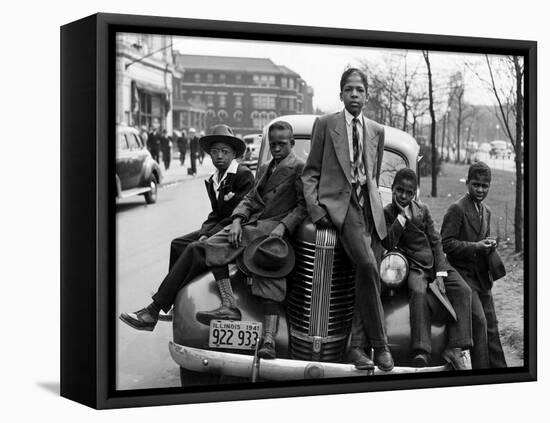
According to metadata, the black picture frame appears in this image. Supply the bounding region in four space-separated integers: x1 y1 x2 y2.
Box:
60 12 537 409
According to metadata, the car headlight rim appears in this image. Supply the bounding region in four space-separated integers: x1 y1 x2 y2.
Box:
380 252 409 288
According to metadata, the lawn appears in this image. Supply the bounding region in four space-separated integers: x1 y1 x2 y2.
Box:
419 163 524 367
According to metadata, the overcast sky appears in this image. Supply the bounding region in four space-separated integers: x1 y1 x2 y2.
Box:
171 35 505 113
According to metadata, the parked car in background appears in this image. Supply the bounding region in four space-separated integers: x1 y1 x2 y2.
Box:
116 124 162 204
490 140 512 159
169 114 451 386
238 133 262 171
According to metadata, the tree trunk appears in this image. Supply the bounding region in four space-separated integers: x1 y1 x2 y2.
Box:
423 51 437 197
513 56 523 253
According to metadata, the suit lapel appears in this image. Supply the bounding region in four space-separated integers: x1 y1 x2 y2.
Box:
329 111 352 183
263 154 295 192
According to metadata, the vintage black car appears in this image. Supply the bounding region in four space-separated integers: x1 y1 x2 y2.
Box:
116 124 162 204
169 114 452 386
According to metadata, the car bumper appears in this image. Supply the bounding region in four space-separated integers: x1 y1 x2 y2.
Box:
169 342 450 381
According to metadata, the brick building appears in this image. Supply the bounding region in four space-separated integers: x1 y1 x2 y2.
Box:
172 54 314 136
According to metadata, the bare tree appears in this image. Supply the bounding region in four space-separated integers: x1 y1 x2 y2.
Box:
423 50 437 197
470 55 523 252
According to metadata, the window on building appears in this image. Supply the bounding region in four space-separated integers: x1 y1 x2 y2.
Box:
235 74 242 84
218 110 228 121
234 95 242 109
281 77 287 89
194 73 201 83
234 110 243 122
280 98 288 110
207 73 214 83
252 95 276 110
219 73 226 83
269 75 275 86
206 95 214 107
268 112 277 120
219 94 226 108
253 74 260 85
289 78 295 90
193 94 202 104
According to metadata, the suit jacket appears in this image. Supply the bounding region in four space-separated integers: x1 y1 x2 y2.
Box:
232 151 307 236
301 111 386 239
198 164 254 238
205 152 307 268
441 194 492 291
383 200 449 272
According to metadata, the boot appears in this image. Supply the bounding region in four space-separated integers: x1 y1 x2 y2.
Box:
258 314 278 359
196 278 242 325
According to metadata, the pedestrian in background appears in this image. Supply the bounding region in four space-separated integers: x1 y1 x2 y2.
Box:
188 128 199 175
177 128 188 166
147 127 161 164
160 129 172 170
198 130 206 164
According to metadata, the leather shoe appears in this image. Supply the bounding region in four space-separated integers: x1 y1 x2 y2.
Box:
412 351 429 368
347 347 374 370
119 307 158 331
373 346 394 372
442 347 470 370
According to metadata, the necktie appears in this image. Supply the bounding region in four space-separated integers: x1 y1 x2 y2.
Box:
352 118 365 206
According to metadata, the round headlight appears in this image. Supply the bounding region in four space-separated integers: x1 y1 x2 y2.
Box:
380 252 409 288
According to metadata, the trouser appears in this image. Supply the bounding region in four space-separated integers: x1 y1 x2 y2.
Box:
470 288 507 369
341 194 387 349
152 241 208 313
408 267 473 354
190 154 197 174
169 230 201 270
179 149 186 165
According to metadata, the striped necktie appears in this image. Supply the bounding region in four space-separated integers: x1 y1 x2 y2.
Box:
352 117 365 206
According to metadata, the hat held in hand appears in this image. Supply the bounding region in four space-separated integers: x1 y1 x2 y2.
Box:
243 235 295 278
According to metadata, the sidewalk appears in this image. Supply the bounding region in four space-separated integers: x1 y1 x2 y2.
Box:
158 154 216 187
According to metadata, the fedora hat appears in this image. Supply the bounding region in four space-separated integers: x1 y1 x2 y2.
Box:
199 124 246 158
243 235 295 278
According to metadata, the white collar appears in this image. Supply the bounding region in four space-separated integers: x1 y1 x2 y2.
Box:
212 159 239 189
344 109 364 126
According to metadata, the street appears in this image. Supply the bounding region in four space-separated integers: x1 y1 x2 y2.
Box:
116 158 215 390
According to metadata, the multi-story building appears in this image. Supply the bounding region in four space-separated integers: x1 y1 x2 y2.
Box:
172 54 314 137
116 33 177 132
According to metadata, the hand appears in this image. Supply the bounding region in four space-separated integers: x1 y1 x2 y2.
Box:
198 235 208 242
270 223 286 238
316 215 334 229
228 219 243 248
475 239 494 254
435 275 446 294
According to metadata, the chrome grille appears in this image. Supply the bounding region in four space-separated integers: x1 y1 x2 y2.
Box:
287 228 355 362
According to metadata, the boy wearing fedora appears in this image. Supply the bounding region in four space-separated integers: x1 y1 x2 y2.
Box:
382 168 473 369
441 161 507 369
120 124 254 330
196 120 307 359
168 125 255 270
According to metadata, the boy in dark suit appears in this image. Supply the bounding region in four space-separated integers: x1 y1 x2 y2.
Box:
120 125 254 330
168 125 254 269
383 168 473 369
441 161 507 369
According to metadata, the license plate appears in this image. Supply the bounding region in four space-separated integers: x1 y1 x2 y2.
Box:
208 320 262 350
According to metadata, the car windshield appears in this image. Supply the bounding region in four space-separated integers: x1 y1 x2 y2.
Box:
266 137 407 189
